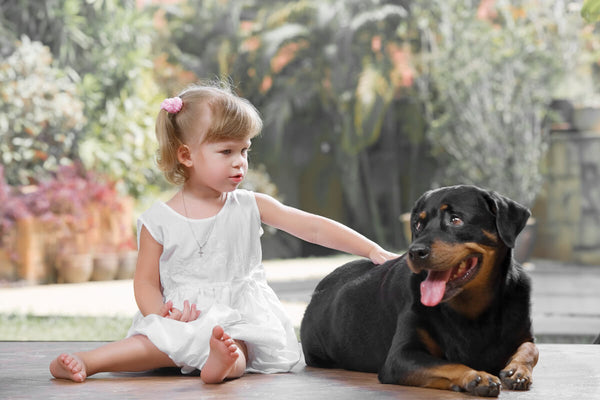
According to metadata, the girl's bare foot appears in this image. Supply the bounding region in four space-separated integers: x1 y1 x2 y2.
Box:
49 353 87 382
201 326 245 384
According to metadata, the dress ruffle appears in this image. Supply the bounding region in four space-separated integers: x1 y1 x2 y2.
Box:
127 271 300 374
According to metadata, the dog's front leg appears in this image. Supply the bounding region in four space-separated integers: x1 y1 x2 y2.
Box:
380 356 501 397
378 330 501 397
499 341 538 390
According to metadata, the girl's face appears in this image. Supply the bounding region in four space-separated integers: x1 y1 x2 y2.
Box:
187 137 252 195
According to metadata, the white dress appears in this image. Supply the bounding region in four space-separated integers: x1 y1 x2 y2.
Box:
127 189 301 374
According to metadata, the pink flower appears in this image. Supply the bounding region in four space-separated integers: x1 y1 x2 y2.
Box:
160 97 183 114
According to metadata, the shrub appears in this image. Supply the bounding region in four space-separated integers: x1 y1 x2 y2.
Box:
0 37 85 185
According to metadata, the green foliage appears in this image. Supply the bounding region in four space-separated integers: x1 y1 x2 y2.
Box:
0 313 130 341
155 0 413 246
161 0 408 154
235 0 410 244
7 0 586 249
247 0 408 156
61 2 162 197
582 0 600 22
79 71 164 197
414 0 581 207
0 37 85 185
0 0 162 196
157 0 246 81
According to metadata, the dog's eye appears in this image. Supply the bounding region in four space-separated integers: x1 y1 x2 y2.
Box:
450 216 464 226
414 221 423 232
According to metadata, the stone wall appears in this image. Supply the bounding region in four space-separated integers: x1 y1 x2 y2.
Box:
532 132 600 265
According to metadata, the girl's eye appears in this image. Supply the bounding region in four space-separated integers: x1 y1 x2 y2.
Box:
450 216 463 226
221 149 231 155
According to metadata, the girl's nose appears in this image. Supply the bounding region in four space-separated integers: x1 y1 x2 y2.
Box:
232 153 246 167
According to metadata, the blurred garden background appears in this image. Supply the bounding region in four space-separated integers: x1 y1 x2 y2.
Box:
1 0 600 340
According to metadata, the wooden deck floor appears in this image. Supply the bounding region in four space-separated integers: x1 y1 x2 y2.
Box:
1 342 599 399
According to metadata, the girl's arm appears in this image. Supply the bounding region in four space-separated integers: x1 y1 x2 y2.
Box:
133 225 167 316
255 193 398 264
134 225 201 321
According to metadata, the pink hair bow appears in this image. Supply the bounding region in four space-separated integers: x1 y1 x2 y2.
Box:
160 97 183 114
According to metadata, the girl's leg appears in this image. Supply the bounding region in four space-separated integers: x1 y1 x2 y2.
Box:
200 325 248 384
50 334 176 382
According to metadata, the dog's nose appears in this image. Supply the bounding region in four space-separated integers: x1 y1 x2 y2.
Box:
409 244 430 260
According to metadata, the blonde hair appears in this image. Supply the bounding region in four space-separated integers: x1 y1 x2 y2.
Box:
155 82 263 185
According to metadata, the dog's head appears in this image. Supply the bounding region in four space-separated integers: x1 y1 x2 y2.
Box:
406 185 530 310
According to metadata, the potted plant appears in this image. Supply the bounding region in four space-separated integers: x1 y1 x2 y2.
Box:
1 163 137 283
0 165 30 280
0 165 54 282
86 171 127 281
41 166 135 282
116 238 137 280
25 165 96 283
411 0 581 261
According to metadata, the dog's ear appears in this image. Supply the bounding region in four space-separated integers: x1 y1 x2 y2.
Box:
483 190 531 248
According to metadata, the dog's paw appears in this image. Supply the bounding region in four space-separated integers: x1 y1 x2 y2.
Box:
456 370 501 397
499 364 533 390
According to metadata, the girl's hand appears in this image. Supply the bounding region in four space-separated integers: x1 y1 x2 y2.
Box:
369 246 400 265
158 300 174 318
160 300 201 322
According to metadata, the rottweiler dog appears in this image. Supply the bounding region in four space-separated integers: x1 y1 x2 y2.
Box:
301 185 539 397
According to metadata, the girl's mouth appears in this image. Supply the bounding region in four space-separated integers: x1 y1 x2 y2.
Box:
230 174 244 183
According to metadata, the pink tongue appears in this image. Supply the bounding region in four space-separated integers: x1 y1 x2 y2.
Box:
420 269 453 307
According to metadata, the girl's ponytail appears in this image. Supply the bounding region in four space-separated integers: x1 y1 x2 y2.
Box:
155 108 187 185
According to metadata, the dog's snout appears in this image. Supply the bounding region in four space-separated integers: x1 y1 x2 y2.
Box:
409 244 430 261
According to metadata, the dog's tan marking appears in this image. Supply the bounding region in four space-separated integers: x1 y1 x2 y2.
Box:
440 204 448 211
417 329 443 358
419 211 427 220
427 241 499 319
427 242 471 270
448 242 499 319
482 229 499 243
404 363 500 393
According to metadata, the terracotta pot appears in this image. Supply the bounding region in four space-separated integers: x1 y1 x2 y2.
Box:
57 253 93 283
0 249 16 280
92 253 119 281
116 250 137 280
16 217 46 282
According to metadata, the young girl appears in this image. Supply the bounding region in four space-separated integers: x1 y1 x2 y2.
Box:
50 82 398 384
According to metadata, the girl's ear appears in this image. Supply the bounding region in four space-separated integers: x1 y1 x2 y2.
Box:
177 144 193 167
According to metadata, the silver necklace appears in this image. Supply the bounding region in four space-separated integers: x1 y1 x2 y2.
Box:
181 190 220 256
